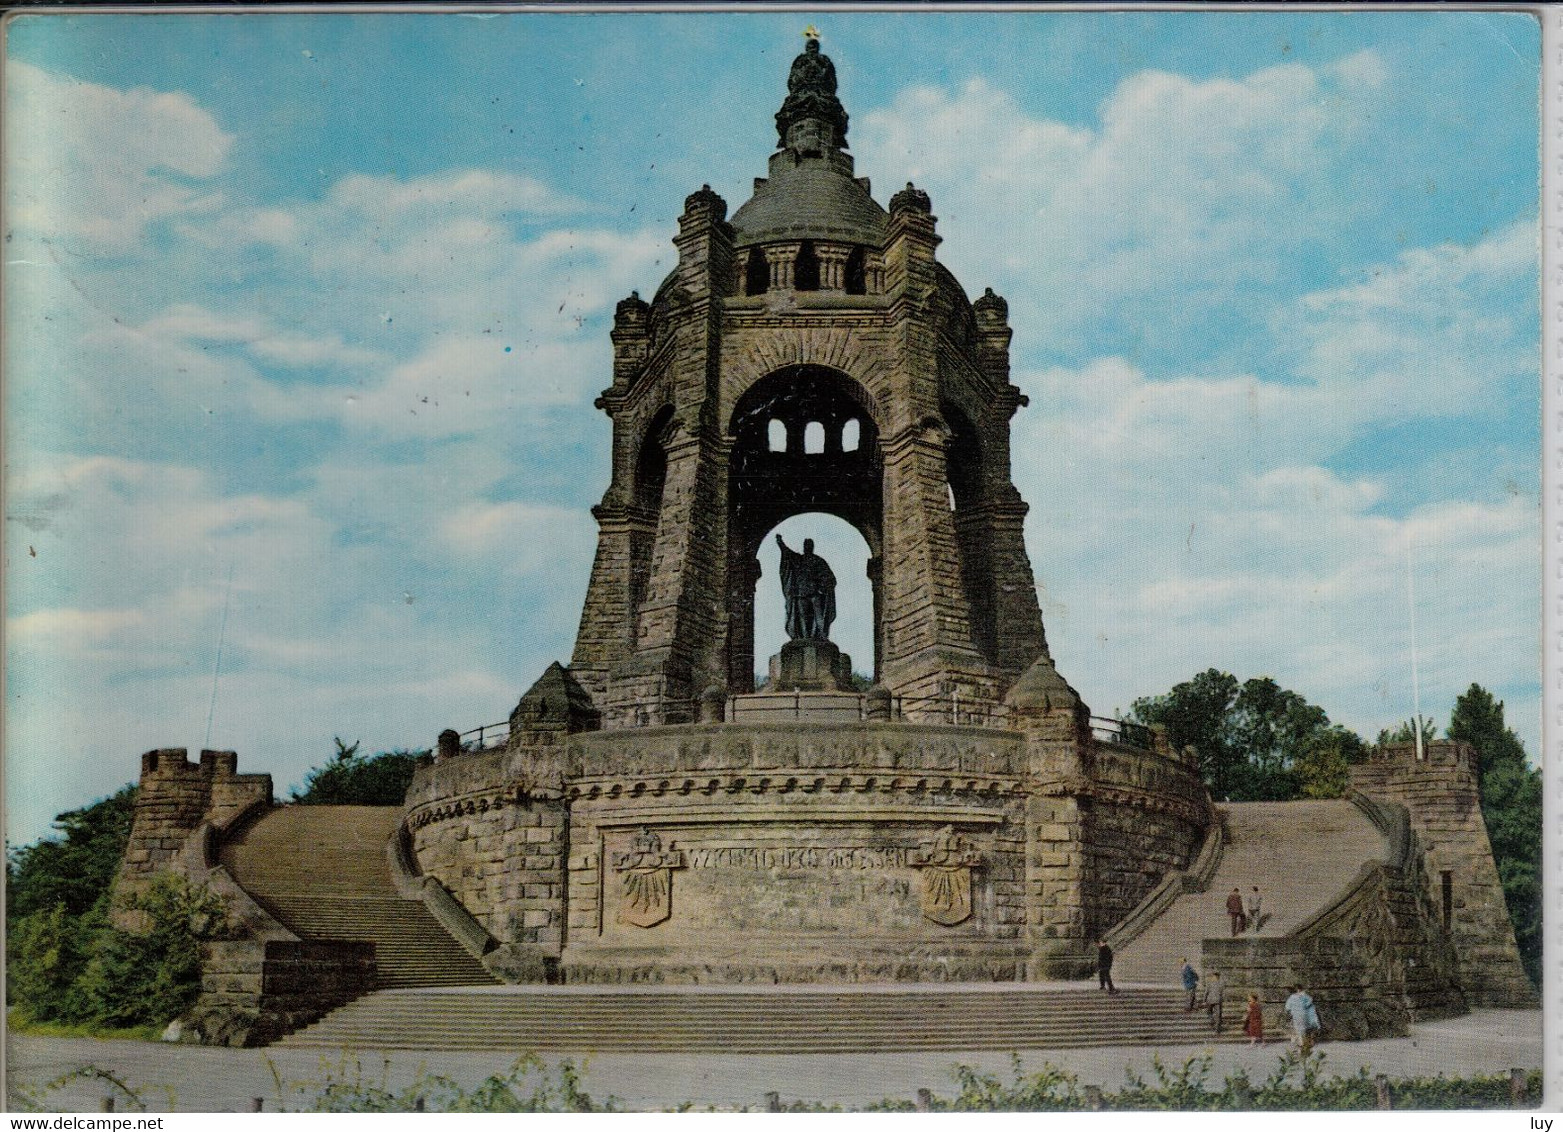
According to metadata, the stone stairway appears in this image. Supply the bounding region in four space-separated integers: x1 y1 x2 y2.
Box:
278 984 1247 1052
1112 800 1392 984
219 805 498 989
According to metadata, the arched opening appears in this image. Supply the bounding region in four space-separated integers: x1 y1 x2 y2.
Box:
844 246 867 295
804 421 825 454
629 405 675 622
753 514 873 688
943 401 995 663
745 247 769 296
728 366 883 691
768 419 787 452
841 418 860 452
794 240 820 292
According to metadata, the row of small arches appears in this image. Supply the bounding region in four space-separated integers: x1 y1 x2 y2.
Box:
768 417 861 454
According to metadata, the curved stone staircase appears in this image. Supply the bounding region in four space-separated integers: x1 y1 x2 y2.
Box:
1111 799 1392 984
277 984 1246 1052
219 805 498 989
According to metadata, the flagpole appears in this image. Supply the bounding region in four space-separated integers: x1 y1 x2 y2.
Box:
1406 541 1424 761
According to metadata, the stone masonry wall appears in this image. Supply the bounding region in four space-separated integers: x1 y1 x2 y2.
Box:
405 747 568 957
119 748 272 885
1083 800 1203 943
193 940 376 1048
1349 741 1535 1006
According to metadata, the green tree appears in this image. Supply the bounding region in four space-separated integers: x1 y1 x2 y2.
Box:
6 785 136 920
1293 726 1366 800
1447 684 1542 986
290 738 425 806
67 874 227 1029
6 786 137 1023
1376 717 1438 750
1129 669 1241 797
1130 671 1349 801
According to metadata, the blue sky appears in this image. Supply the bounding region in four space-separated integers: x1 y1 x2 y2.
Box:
4 10 1541 845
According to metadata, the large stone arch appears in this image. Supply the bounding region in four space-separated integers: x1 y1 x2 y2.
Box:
726 365 885 691
723 328 892 429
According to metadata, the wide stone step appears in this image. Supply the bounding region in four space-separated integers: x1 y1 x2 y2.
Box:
278 987 1248 1051
218 806 499 989
1113 799 1391 983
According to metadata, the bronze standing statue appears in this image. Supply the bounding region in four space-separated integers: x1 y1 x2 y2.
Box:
776 535 836 641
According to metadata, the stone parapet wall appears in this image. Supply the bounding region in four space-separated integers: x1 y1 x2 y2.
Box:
1349 741 1536 1007
192 939 376 1047
398 716 1214 985
405 747 568 955
1203 856 1464 1041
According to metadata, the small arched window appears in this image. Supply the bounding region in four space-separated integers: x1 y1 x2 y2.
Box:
947 482 957 512
844 247 867 295
795 241 820 292
745 248 769 296
768 419 787 453
841 418 860 453
804 421 825 454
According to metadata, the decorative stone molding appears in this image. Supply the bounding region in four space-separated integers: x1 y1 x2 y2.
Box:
566 772 1026 802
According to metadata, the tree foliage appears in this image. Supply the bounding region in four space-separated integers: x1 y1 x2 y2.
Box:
66 874 227 1029
290 737 425 806
1129 671 1354 801
1447 684 1542 987
6 785 136 920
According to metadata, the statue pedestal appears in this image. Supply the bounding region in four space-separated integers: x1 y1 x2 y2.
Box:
769 639 853 692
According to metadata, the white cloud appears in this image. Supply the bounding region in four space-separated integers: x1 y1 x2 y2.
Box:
1010 222 1539 758
4 61 233 252
857 53 1392 357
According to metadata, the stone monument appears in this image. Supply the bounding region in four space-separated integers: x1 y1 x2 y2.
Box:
115 34 1534 1045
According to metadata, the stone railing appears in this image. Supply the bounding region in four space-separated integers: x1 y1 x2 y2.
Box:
1104 808 1225 951
1088 716 1154 752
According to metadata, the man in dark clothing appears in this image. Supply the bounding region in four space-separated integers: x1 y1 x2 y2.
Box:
1225 887 1246 936
1096 939 1118 995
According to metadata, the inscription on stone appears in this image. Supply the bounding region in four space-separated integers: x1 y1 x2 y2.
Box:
685 845 910 870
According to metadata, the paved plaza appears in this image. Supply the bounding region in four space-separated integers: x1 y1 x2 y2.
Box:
5 1008 1545 1112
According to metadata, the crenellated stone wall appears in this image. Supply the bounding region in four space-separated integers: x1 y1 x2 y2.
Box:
119 748 272 885
1348 741 1536 1007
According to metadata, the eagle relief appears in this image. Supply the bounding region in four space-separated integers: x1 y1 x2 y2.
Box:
911 826 983 926
611 827 686 928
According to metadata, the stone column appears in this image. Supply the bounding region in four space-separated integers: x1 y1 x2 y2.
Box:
1003 656 1095 979
816 243 852 291
765 243 801 291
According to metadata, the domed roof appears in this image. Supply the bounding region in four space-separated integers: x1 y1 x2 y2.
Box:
729 35 887 249
730 161 887 247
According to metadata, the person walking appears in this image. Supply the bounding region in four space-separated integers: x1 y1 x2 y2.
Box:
1096 938 1118 996
1302 991 1322 1054
1243 992 1264 1045
1180 958 1199 1011
1225 887 1246 936
1201 970 1225 1032
1246 885 1263 933
1283 985 1316 1052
